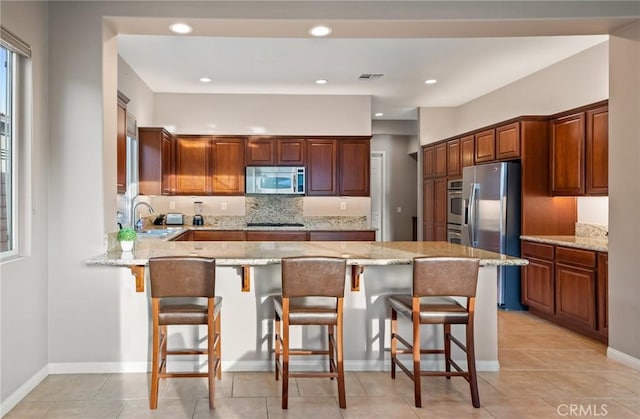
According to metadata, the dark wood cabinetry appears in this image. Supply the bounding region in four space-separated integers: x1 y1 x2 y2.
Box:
521 240 607 342
116 99 127 194
474 129 495 163
496 122 521 160
422 179 434 241
521 241 555 315
211 138 245 195
139 127 175 195
174 229 375 242
434 143 447 177
434 178 447 241
307 139 338 196
423 146 435 179
338 138 370 196
585 106 608 195
245 138 306 166
550 101 608 196
447 139 461 177
308 230 376 241
175 136 212 195
460 135 475 169
246 231 309 241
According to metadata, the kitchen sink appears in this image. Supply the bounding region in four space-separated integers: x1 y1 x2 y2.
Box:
137 228 179 238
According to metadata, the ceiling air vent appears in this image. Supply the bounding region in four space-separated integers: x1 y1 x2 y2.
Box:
358 73 384 80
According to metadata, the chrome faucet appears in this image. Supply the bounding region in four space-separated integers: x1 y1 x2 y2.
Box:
130 198 154 232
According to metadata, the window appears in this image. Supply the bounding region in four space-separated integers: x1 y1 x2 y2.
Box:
1 27 30 258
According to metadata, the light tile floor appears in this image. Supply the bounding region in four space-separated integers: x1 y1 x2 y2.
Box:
5 311 640 418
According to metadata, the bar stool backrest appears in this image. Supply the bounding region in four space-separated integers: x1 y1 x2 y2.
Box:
149 256 216 298
281 256 347 298
412 257 479 298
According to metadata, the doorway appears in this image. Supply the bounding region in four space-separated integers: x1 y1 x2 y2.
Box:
370 151 385 241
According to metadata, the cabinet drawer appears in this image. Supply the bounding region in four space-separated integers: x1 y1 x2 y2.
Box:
246 231 308 241
522 241 554 260
555 246 596 268
309 231 376 241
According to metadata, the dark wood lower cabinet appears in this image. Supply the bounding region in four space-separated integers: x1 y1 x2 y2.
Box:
245 231 309 241
521 241 607 342
171 229 375 242
309 231 375 241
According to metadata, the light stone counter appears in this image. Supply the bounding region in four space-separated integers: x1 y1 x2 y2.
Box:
87 240 526 374
520 235 608 252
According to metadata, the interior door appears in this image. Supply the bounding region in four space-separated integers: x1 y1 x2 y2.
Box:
370 152 384 241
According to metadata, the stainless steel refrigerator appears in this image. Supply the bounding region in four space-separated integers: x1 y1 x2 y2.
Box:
462 162 525 310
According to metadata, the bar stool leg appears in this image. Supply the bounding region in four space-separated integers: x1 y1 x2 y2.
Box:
215 311 222 380
274 311 281 381
328 324 335 378
390 308 397 379
207 301 216 409
444 323 452 379
412 305 422 408
282 300 290 409
466 311 480 407
150 301 160 409
336 299 346 409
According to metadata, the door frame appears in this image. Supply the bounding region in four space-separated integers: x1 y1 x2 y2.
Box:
370 151 385 241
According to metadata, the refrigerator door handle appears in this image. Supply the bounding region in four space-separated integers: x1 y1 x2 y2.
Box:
469 183 479 247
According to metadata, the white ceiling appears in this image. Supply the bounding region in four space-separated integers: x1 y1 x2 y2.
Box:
118 32 608 120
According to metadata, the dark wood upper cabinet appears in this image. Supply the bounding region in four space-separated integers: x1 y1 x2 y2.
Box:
175 136 212 195
434 143 447 177
586 106 608 195
550 112 586 195
277 138 306 165
116 91 130 194
211 137 245 195
496 122 521 160
139 127 175 195
474 129 495 163
245 138 275 166
460 135 475 168
339 138 370 196
423 146 435 178
306 139 337 196
447 139 461 177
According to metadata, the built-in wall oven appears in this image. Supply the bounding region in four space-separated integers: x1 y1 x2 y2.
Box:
447 223 462 244
447 179 464 225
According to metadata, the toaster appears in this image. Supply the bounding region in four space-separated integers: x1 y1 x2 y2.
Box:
165 213 184 225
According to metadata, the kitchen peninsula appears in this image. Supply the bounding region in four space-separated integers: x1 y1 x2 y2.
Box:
87 239 527 372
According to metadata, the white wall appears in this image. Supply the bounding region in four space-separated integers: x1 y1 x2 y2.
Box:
608 20 640 365
117 55 154 127
0 0 50 411
153 93 371 136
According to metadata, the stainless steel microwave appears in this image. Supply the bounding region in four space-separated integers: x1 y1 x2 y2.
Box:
245 166 305 195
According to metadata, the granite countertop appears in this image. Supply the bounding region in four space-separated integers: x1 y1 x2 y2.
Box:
87 240 528 268
520 235 608 252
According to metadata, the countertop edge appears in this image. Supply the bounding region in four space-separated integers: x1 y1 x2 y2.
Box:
520 235 608 252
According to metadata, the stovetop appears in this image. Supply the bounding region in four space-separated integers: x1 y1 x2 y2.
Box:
246 222 305 227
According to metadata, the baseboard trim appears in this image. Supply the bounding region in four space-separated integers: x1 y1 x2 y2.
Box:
607 347 640 371
48 362 150 374
0 365 48 417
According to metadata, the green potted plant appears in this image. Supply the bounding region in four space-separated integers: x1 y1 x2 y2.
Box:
117 227 137 252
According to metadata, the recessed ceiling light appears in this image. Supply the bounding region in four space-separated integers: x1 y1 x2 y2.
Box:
169 23 192 34
309 25 332 37
315 79 328 85
425 79 438 85
200 77 212 83
374 113 384 117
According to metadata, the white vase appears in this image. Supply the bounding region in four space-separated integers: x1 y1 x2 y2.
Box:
120 240 134 252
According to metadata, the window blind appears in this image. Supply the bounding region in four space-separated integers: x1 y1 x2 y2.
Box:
1 26 31 58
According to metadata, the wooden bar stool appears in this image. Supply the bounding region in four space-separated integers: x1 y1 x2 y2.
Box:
148 257 222 410
388 257 480 408
274 256 347 409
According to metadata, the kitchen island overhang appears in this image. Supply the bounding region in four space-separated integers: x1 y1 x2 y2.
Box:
87 241 527 373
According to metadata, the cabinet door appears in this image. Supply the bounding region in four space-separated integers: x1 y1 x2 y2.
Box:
309 231 376 241
175 136 211 195
307 139 337 196
550 112 585 195
423 178 434 241
212 138 245 195
434 177 447 241
339 139 370 196
522 257 555 315
246 138 275 166
586 106 608 195
496 122 520 160
192 230 246 241
423 146 435 178
460 135 475 168
447 139 461 177
246 231 308 241
474 129 495 163
116 104 127 194
161 132 175 195
435 143 447 177
597 253 608 338
277 138 306 165
555 263 596 330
